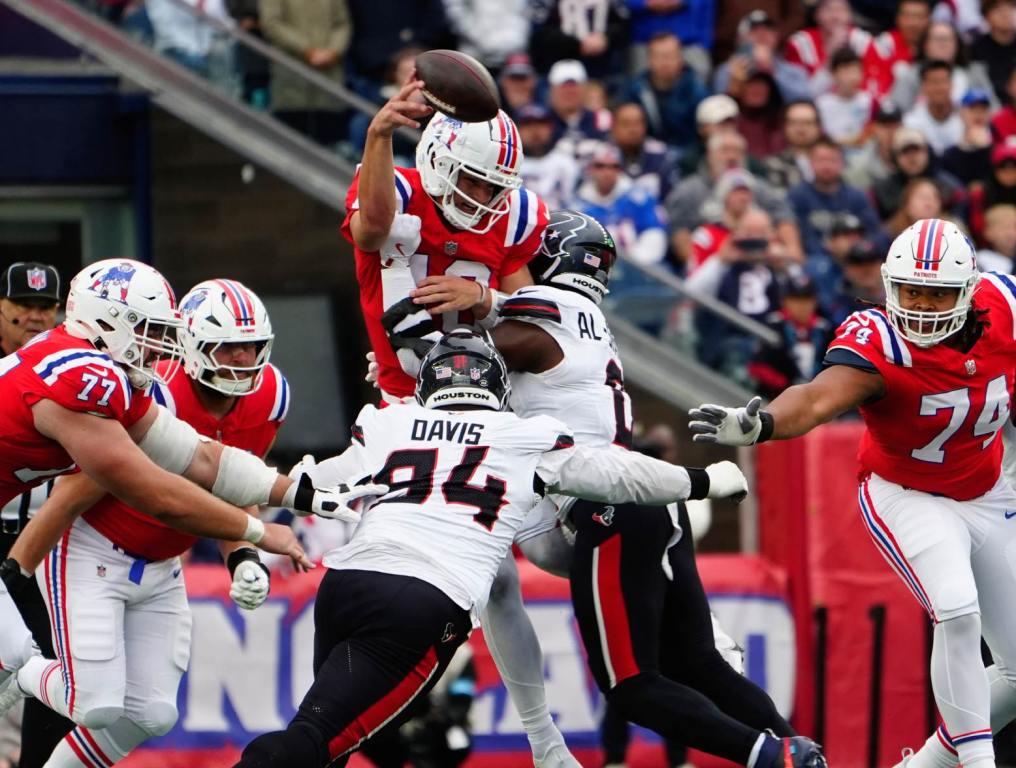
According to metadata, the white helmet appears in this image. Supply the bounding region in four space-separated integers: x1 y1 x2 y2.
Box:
178 279 274 396
64 259 182 388
416 110 524 234
882 218 979 347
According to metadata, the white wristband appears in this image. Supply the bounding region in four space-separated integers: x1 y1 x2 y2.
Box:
241 516 265 544
477 290 508 329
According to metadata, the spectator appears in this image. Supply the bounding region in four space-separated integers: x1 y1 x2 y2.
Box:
991 66 1016 141
713 10 811 104
679 93 741 175
528 0 629 80
259 0 351 144
547 60 610 159
686 207 792 381
584 79 613 129
889 20 996 112
843 98 903 190
689 168 757 271
147 0 234 78
611 101 681 201
816 47 874 150
930 0 988 39
442 0 528 72
666 131 801 265
226 0 270 106
872 126 965 219
498 52 539 119
807 208 868 307
886 177 952 236
749 274 832 400
712 0 806 65
942 88 995 186
902 60 964 155
516 104 580 210
976 204 1016 272
764 99 821 189
733 70 787 160
345 0 449 88
783 0 872 94
970 0 1016 103
575 143 668 265
789 135 883 266
969 137 1016 240
624 0 716 80
623 32 709 152
864 0 932 97
825 239 887 326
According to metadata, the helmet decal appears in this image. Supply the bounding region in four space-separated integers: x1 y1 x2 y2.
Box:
88 261 137 304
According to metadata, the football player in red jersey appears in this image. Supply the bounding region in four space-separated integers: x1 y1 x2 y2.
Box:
343 73 549 403
0 261 382 723
690 219 1016 768
1 279 298 767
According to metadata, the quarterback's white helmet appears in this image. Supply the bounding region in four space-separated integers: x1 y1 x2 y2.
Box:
882 218 979 347
178 279 273 396
64 259 182 388
416 111 524 234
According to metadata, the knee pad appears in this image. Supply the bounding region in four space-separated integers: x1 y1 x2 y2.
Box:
132 700 179 737
486 556 520 605
79 704 124 730
238 725 328 768
933 582 980 622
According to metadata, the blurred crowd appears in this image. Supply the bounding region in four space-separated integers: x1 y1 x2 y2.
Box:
76 0 1016 396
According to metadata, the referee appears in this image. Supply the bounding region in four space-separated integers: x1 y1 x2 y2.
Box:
0 262 72 768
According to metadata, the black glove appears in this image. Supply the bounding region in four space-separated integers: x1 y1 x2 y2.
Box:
0 557 33 599
381 297 440 358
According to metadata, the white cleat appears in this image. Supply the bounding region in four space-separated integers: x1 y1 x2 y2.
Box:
892 748 915 767
533 742 584 768
0 671 26 717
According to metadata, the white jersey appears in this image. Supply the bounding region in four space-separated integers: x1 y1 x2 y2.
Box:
323 402 574 610
504 285 632 449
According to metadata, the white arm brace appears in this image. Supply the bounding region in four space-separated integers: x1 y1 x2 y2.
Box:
137 405 201 474
536 445 693 505
211 446 279 509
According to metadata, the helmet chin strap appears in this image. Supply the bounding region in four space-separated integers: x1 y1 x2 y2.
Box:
203 372 255 396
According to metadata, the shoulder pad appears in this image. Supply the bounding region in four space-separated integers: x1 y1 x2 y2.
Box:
504 187 543 247
828 309 912 368
265 365 291 422
976 273 1016 341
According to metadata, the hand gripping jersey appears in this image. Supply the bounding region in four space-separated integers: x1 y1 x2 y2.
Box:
341 167 549 398
323 402 574 610
82 361 290 560
505 286 633 449
0 326 150 508
825 273 1016 500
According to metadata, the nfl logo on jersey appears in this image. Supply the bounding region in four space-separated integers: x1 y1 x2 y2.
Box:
96 564 106 578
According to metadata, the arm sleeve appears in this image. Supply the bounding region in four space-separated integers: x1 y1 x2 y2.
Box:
302 444 370 487
536 444 693 505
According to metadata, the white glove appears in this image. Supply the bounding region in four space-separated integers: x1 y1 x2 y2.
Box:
282 470 389 523
230 558 270 611
380 213 422 268
689 396 763 446
704 461 748 503
365 350 380 389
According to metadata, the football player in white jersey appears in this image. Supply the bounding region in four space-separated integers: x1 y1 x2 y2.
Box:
233 328 749 768
399 211 826 768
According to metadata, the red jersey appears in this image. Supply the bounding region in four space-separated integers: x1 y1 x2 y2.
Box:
83 362 290 560
689 223 729 272
341 167 549 398
0 326 151 508
825 274 1016 500
784 26 872 76
864 29 913 97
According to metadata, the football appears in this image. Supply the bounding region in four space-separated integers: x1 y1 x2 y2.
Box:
414 49 501 123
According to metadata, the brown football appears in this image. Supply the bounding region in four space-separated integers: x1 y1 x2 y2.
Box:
415 49 501 123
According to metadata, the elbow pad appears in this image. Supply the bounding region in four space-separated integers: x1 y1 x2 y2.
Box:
212 445 279 508
137 406 201 475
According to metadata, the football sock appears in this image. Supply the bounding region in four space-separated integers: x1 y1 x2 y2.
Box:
44 721 146 767
931 614 994 768
479 556 564 759
20 656 71 719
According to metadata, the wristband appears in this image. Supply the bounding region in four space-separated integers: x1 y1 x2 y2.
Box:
475 282 488 309
227 547 268 578
686 468 710 500
477 290 508 329
241 515 265 544
757 411 775 444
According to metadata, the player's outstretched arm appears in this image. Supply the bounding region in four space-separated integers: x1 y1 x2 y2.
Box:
689 365 883 445
538 445 748 504
30 400 311 566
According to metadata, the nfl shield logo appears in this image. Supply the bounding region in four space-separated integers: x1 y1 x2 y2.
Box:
445 241 458 256
965 359 977 376
96 565 106 578
469 367 482 381
26 268 47 291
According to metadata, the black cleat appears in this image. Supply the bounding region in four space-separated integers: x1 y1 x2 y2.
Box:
780 737 828 768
